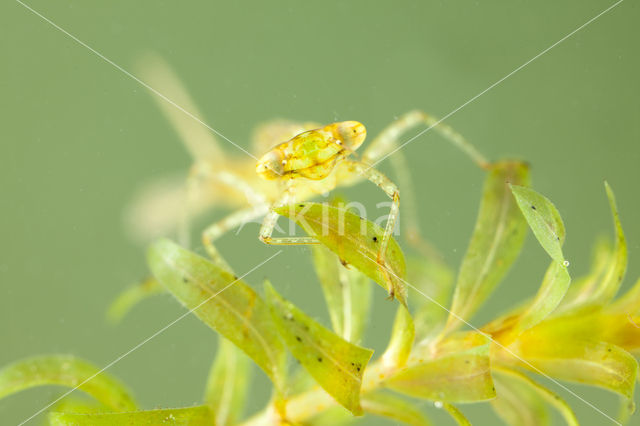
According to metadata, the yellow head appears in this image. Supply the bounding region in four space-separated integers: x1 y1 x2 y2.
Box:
333 121 366 151
255 150 284 180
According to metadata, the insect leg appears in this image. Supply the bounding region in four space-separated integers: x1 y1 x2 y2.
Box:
361 110 488 168
202 204 270 271
343 160 400 297
259 184 320 246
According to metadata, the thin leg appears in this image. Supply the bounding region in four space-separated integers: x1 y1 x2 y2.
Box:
361 110 489 168
202 204 270 271
361 110 488 259
180 161 267 248
343 160 400 297
259 184 320 246
136 53 227 163
388 151 442 260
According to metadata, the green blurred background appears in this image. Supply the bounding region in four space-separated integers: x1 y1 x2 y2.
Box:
1 1 639 424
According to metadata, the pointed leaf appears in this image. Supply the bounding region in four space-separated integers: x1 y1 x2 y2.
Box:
510 185 566 264
0 355 136 411
265 282 373 415
516 331 638 399
205 336 251 425
312 244 372 343
386 332 495 402
382 305 415 369
361 390 431 425
107 277 163 323
588 182 627 304
514 261 571 334
277 202 407 305
492 367 578 426
147 239 286 390
445 161 530 332
50 405 213 425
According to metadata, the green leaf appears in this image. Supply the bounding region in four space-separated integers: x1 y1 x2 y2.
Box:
441 403 471 426
514 260 571 334
381 306 415 369
558 238 611 314
107 277 163 323
0 355 136 412
587 182 627 304
406 256 454 342
204 336 251 425
361 390 431 425
386 332 495 402
492 367 578 426
147 239 286 390
51 396 108 415
311 244 372 343
265 282 374 415
510 184 566 264
516 332 638 399
49 405 213 425
445 161 530 333
277 202 407 305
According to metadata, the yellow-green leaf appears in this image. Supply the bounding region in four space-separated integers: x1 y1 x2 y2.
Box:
51 396 107 415
381 305 415 369
205 336 251 425
588 182 627 304
610 277 640 316
516 331 638 399
510 184 566 264
442 403 471 425
49 405 213 425
386 332 495 402
147 239 286 390
107 277 163 323
514 260 571 334
265 282 373 415
361 390 431 425
277 202 407 305
558 238 611 315
311 244 372 343
445 161 530 333
407 256 454 342
492 367 578 426
0 355 136 412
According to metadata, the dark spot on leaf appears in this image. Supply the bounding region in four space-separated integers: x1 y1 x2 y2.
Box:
372 236 378 243
531 205 536 210
299 204 304 208
182 277 189 283
234 275 239 280
465 360 470 364
296 336 302 342
317 357 323 362
351 362 355 366
357 367 361 371
607 348 612 352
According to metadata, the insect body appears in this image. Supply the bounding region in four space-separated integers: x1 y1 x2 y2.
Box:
255 121 401 295
256 121 365 180
129 55 488 287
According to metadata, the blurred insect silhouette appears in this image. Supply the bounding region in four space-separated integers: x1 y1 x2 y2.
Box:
127 54 488 282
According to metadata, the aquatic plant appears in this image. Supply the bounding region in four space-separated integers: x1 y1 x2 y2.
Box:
2 153 638 424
